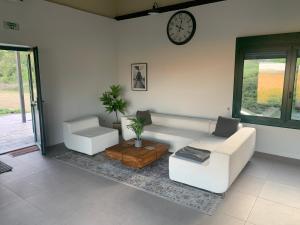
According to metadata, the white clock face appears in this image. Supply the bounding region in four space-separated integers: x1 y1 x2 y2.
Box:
167 11 196 45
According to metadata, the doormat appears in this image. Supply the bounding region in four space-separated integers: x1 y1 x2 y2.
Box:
0 161 13 174
9 145 39 157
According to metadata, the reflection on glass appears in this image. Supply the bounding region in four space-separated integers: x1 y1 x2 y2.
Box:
291 57 300 120
241 58 286 118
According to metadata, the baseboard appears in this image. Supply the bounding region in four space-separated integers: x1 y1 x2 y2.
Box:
254 151 300 165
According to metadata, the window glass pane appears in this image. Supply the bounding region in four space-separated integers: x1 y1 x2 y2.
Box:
291 55 300 120
241 58 286 118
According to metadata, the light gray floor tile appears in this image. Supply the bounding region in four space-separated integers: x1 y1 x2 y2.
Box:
0 200 59 225
2 175 45 199
259 181 300 209
25 190 87 221
267 161 300 188
0 186 21 208
0 160 44 184
216 191 256 221
198 213 245 225
229 174 265 197
242 157 273 179
248 198 300 225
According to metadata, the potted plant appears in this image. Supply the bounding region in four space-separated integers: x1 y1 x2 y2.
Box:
100 85 127 132
127 117 145 148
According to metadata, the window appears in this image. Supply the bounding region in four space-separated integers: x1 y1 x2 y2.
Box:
233 32 300 129
291 52 300 120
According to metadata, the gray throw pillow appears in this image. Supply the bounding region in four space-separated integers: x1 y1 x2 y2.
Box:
213 116 240 138
136 110 152 125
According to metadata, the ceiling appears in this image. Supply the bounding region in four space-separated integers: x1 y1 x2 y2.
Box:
46 0 191 18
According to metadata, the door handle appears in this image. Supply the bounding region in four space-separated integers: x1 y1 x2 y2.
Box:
31 101 37 106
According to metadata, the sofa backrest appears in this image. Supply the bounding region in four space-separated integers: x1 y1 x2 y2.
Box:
63 116 99 133
150 113 243 134
151 113 215 133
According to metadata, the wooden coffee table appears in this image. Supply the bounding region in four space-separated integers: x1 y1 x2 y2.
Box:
105 139 169 169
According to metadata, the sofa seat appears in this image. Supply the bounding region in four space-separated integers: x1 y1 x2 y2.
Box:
143 125 227 152
188 133 227 152
142 125 203 152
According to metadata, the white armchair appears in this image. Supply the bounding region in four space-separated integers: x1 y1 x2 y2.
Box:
63 116 119 155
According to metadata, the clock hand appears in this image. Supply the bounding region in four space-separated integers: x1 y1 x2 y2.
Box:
176 24 184 32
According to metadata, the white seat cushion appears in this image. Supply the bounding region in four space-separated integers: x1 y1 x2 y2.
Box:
188 133 227 152
73 126 116 138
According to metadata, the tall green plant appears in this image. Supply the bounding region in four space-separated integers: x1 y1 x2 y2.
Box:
100 85 127 123
127 117 145 141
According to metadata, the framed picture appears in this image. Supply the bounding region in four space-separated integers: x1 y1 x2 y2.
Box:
131 63 147 91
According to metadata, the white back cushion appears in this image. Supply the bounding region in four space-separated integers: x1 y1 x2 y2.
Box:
150 113 243 134
151 113 212 133
64 116 99 133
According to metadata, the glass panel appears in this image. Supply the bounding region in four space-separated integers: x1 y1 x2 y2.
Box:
291 54 300 120
241 57 286 118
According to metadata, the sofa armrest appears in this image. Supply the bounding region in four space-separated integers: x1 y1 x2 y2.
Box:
215 127 256 186
215 127 256 155
121 115 136 140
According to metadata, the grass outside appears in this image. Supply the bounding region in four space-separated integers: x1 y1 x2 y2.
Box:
0 90 30 116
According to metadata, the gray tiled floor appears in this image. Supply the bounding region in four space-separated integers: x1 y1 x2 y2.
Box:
0 113 35 154
1 145 300 225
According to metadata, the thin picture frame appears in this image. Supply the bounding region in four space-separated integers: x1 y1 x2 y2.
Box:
131 63 148 91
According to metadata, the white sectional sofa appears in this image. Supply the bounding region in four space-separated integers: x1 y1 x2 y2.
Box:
121 112 256 193
63 116 119 155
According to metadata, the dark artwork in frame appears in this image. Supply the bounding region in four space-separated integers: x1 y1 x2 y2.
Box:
131 63 147 91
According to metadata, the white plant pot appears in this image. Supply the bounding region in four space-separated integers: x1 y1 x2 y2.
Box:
135 139 142 148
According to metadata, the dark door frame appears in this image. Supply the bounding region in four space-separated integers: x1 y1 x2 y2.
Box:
0 44 46 154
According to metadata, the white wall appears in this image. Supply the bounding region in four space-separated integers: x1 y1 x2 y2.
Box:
0 0 117 145
116 0 300 159
1 0 300 159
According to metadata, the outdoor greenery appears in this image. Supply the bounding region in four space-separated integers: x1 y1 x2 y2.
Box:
0 50 32 116
100 85 127 123
127 117 145 141
242 58 300 118
242 59 285 117
0 50 30 89
0 108 21 115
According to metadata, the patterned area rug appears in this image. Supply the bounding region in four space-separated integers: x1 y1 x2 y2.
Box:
56 151 222 215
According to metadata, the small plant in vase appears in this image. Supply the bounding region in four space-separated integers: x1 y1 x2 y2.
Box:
100 85 127 132
127 117 145 148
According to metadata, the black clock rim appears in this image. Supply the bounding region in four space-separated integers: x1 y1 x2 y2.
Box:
167 10 196 45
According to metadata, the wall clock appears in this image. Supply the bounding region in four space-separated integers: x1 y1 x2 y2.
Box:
167 10 196 45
